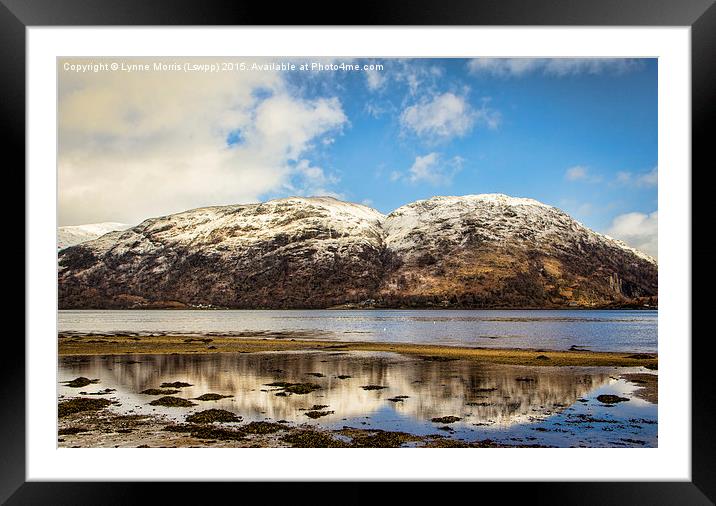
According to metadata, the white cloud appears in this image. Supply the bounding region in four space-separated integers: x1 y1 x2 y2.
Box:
474 101 502 130
58 58 347 225
565 166 589 181
401 152 463 186
286 159 342 198
400 92 498 141
364 101 392 119
385 60 443 97
638 167 658 186
365 67 386 91
615 166 658 187
467 59 543 77
467 58 644 78
605 211 658 259
616 171 633 184
565 165 602 183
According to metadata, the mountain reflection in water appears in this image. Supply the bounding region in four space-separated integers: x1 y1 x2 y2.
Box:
59 351 657 447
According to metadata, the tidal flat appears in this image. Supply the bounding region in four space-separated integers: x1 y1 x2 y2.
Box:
58 345 657 448
58 333 657 368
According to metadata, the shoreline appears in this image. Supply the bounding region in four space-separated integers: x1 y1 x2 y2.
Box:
59 333 657 368
59 305 658 310
57 407 546 448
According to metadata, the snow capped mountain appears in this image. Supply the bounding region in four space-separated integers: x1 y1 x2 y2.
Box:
59 197 387 309
378 194 656 308
58 222 131 250
58 195 657 309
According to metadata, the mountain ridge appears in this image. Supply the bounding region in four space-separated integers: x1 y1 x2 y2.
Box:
58 194 657 309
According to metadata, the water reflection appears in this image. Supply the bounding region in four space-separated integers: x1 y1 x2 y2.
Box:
59 351 657 449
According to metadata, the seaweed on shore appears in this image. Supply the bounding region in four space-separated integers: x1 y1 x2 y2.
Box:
140 388 180 395
285 383 321 394
241 421 286 434
300 404 330 411
193 393 232 401
281 430 348 448
79 388 116 396
160 381 193 388
162 423 202 433
185 409 241 423
348 430 422 448
304 410 334 419
58 398 112 418
190 426 245 441
58 427 90 435
431 416 461 424
418 356 458 362
64 377 100 388
423 438 471 448
265 382 322 395
360 385 387 391
148 396 197 407
596 394 629 404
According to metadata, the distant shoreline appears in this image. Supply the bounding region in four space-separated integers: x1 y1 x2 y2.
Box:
58 305 658 311
58 334 658 368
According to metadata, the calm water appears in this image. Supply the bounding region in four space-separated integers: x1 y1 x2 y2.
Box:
58 351 657 448
59 309 657 353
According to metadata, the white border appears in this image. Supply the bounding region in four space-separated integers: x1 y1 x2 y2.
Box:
27 27 690 481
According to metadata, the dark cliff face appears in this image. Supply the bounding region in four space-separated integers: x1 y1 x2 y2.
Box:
58 195 657 309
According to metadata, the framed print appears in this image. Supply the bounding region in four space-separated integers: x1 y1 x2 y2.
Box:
6 0 713 503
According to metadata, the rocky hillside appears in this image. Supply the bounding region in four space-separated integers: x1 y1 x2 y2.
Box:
58 195 657 309
378 195 657 308
59 198 386 309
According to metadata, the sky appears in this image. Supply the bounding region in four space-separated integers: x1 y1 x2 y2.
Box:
58 57 658 258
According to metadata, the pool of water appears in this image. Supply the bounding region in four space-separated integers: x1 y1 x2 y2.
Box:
58 350 657 447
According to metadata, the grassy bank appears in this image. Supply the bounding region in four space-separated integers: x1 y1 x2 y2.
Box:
58 333 657 368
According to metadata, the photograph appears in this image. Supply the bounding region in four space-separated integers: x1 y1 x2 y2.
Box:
55 56 660 449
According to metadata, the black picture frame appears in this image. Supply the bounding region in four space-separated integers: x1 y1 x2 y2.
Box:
5 0 712 503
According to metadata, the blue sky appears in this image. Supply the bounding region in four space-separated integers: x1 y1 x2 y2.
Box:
59 57 657 257
274 58 656 229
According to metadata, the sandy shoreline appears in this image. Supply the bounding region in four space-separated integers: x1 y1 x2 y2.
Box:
58 408 544 448
59 333 657 368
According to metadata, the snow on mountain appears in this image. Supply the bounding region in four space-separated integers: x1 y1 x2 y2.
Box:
385 194 656 264
378 194 657 307
57 222 132 250
58 195 657 309
59 197 387 309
